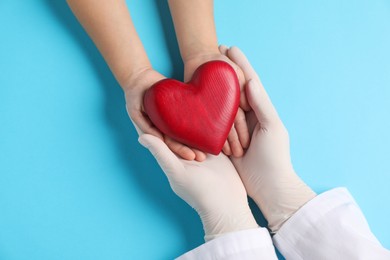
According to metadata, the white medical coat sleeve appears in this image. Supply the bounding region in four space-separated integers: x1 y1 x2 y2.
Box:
273 187 390 260
177 227 278 260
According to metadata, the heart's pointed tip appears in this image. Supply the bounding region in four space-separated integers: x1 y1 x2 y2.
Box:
206 145 224 156
208 151 220 156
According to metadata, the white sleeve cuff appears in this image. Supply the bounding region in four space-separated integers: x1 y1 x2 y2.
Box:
273 187 390 259
177 227 278 260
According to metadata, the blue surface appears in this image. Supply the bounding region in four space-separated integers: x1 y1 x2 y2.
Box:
1 1 389 259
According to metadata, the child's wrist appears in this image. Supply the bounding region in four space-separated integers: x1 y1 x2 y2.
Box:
119 66 154 91
182 46 220 64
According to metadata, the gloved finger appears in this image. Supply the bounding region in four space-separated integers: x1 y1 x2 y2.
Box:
234 108 250 149
127 106 163 138
227 125 244 157
222 140 232 156
219 45 241 86
164 135 197 161
246 79 280 126
227 47 260 83
228 47 279 124
139 134 184 177
219 45 250 111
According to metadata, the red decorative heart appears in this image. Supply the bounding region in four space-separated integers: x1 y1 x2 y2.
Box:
143 61 240 155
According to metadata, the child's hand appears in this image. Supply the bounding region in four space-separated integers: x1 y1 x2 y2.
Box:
124 68 206 161
183 46 250 157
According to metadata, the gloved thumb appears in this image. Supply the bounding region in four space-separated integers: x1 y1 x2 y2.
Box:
246 79 279 126
138 134 184 177
227 46 279 125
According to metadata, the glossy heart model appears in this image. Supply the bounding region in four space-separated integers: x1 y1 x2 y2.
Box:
143 61 240 155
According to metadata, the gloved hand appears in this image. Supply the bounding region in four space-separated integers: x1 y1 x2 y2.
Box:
227 47 317 233
139 134 258 241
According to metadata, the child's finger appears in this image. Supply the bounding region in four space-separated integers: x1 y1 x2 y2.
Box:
227 126 244 157
234 108 250 149
222 140 232 156
164 136 196 161
192 148 207 162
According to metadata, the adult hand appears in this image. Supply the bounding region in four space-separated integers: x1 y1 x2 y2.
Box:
227 47 316 233
139 133 258 241
183 47 250 157
124 68 206 161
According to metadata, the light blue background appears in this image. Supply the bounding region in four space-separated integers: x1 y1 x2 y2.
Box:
1 1 389 259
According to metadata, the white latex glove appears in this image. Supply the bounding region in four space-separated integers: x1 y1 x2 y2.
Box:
227 47 317 233
139 134 258 241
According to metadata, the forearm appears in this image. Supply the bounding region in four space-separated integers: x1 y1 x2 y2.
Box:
67 0 150 88
168 0 219 62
